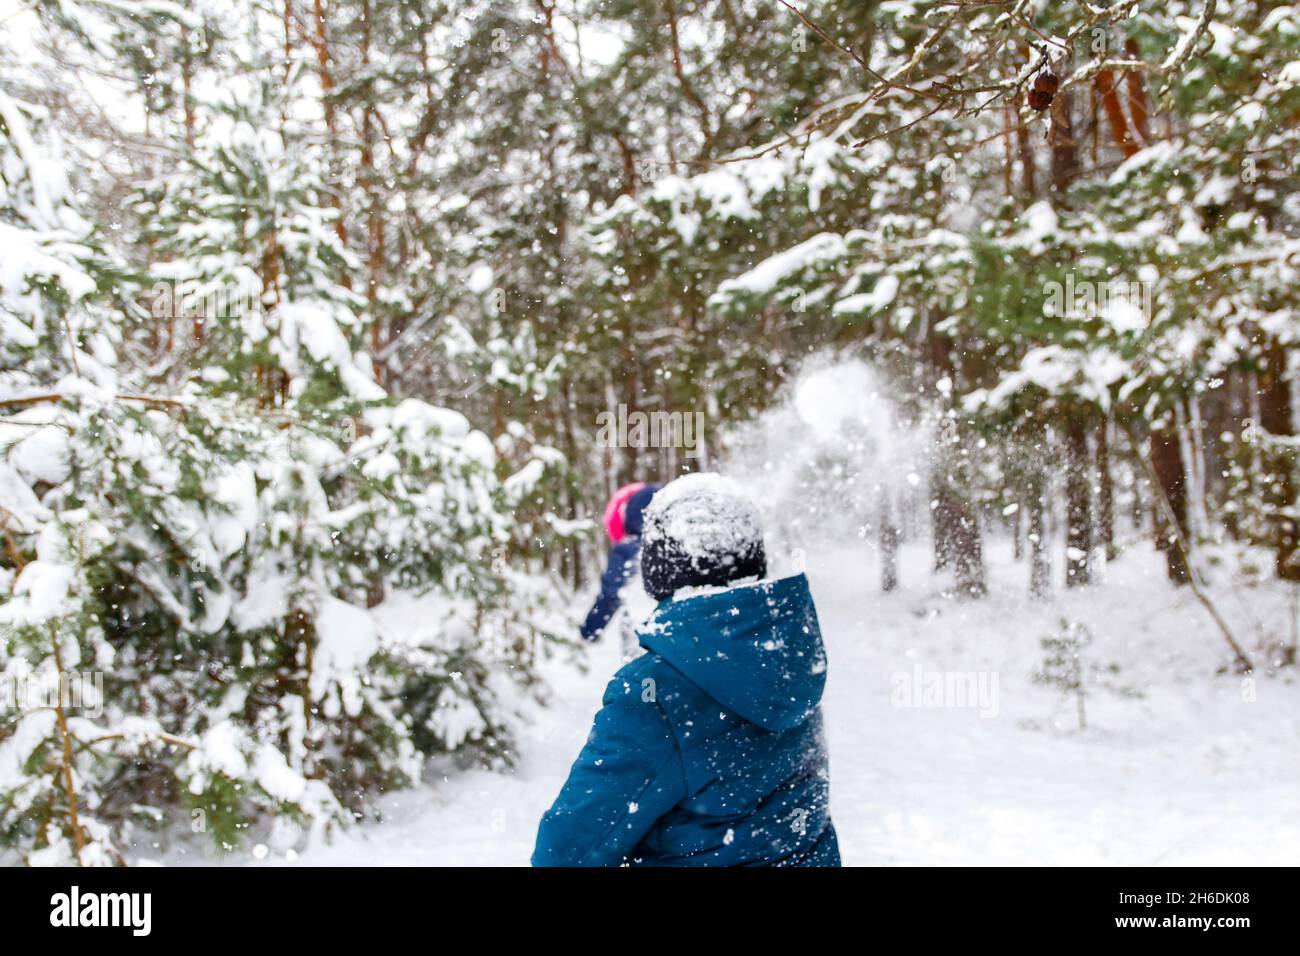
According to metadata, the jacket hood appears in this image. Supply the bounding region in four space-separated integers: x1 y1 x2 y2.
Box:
622 483 659 537
638 573 827 731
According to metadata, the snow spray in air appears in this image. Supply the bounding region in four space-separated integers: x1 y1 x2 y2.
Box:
720 357 928 578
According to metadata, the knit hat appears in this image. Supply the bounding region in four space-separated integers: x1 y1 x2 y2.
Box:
640 473 766 601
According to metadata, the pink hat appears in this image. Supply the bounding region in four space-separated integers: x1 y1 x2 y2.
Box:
603 482 647 543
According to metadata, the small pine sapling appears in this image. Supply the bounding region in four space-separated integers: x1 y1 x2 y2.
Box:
1035 617 1092 732
1035 617 1142 732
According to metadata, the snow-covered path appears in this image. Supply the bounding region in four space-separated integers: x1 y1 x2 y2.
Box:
238 539 1299 867
815 543 1300 865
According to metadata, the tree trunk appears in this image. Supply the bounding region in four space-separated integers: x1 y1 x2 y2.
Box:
933 466 986 596
1258 342 1299 580
180 27 196 148
307 0 351 263
1123 38 1151 143
1014 44 1037 194
1186 395 1211 539
1049 87 1080 202
1028 466 1051 599
1064 418 1092 586
1012 500 1023 561
1048 85 1088 588
925 322 985 595
1150 424 1191 585
880 490 899 592
359 0 386 384
1097 417 1116 560
931 474 950 572
1094 69 1139 157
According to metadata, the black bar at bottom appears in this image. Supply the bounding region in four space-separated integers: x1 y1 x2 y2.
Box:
0 865 1288 943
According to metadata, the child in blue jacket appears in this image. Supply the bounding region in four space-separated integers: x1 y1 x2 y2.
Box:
534 473 839 867
580 483 659 656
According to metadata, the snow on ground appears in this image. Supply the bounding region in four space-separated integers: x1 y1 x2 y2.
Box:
197 534 1298 867
814 538 1300 866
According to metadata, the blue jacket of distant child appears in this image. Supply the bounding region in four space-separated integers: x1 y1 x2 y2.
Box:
579 485 658 642
535 573 840 867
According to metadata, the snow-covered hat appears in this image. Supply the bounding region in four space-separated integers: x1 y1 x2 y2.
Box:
640 473 766 601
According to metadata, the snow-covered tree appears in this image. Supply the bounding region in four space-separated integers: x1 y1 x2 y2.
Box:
1 12 568 864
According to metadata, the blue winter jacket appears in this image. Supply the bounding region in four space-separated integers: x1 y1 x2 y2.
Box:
580 486 658 641
533 573 840 867
580 539 640 641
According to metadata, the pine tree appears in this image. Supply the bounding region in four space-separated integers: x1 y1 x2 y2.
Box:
1 4 568 864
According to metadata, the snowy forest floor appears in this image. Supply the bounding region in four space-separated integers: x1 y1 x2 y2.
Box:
167 535 1300 867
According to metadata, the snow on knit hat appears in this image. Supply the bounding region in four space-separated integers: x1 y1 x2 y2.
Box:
640 473 767 601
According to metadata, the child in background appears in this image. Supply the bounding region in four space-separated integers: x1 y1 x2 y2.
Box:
580 482 660 659
535 473 839 867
